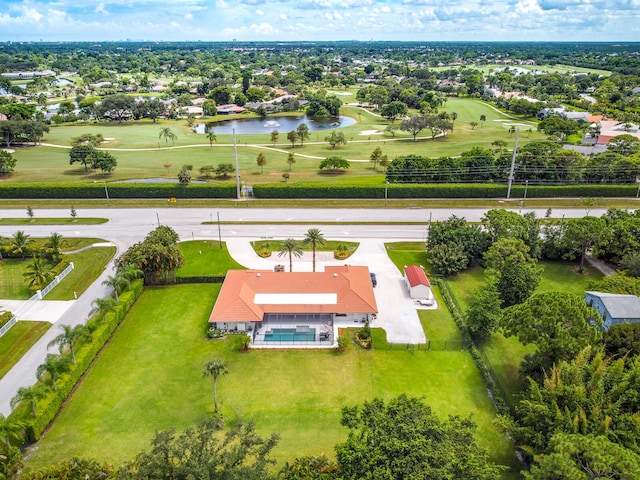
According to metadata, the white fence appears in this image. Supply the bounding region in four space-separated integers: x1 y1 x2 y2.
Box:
0 262 74 338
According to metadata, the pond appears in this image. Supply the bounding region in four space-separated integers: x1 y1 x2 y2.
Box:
193 114 355 135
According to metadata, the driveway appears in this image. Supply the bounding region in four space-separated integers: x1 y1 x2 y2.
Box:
225 238 426 344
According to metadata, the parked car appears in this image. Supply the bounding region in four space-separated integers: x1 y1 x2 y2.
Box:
370 272 377 287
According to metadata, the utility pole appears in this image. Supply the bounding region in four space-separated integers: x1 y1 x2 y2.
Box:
233 128 241 200
506 128 519 199
217 211 222 249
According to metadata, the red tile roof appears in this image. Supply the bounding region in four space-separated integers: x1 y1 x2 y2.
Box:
404 265 430 288
209 266 378 323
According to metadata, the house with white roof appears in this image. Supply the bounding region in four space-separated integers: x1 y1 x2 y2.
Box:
585 291 640 330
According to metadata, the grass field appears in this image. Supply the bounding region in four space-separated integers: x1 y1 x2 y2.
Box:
7 95 547 185
0 321 51 379
175 240 246 276
25 284 521 479
0 218 108 225
0 259 34 299
385 242 430 273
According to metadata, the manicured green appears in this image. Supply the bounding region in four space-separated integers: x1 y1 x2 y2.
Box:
0 218 108 225
0 321 51 379
385 242 430 274
0 259 34 299
175 240 246 277
26 284 520 479
45 247 116 300
419 287 464 342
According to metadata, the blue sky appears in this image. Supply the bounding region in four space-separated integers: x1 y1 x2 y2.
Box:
0 0 639 42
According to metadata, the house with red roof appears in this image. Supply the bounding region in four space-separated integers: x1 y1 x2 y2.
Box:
209 265 378 346
403 265 432 300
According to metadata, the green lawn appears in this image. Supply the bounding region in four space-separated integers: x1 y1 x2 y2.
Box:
0 218 108 225
0 259 34 299
45 246 116 300
175 240 246 276
385 242 430 274
0 321 51 379
419 286 464 343
26 284 521 479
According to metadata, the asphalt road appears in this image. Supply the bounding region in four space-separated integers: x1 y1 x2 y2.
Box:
0 206 613 415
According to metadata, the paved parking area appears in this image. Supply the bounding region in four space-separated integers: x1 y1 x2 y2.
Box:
226 238 427 344
0 299 76 323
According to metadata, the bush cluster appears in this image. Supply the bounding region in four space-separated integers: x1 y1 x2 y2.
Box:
0 183 236 199
252 183 638 199
10 280 144 443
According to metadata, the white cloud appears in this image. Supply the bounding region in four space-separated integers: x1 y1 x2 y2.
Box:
256 9 264 15
215 0 229 8
516 0 543 14
185 13 193 19
381 5 391 12
252 22 279 35
95 3 108 14
280 13 288 19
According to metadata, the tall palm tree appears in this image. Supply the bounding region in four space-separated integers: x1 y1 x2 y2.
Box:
23 256 53 290
278 238 303 272
36 354 71 391
10 231 31 259
102 274 127 304
92 297 116 322
302 228 326 272
158 127 177 146
202 360 228 413
10 385 49 417
47 324 90 364
0 414 26 449
206 131 217 147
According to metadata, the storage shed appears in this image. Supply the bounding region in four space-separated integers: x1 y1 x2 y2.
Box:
404 265 433 300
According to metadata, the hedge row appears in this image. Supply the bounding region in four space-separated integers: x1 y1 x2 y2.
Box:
432 278 510 417
174 275 225 284
1 182 637 200
0 183 236 199
0 311 13 329
10 280 144 443
252 183 639 199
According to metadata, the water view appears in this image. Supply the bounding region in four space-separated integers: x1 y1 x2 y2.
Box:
193 114 355 135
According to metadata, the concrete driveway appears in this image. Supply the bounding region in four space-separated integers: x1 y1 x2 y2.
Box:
225 238 426 344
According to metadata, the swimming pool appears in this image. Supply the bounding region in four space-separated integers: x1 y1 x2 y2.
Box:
264 327 316 342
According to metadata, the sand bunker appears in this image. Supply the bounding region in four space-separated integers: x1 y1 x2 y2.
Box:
359 130 383 136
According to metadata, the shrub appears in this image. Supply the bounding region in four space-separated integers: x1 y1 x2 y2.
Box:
0 311 14 328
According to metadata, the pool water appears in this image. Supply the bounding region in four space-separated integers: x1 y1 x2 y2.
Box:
264 327 316 342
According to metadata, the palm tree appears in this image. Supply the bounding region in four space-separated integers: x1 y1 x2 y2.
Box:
36 354 71 391
47 324 90 364
10 385 49 417
0 414 26 449
23 256 53 290
44 232 63 259
202 359 228 413
302 228 326 273
278 238 303 272
158 127 177 146
92 297 116 322
102 274 128 304
119 264 143 286
10 231 31 259
206 131 217 147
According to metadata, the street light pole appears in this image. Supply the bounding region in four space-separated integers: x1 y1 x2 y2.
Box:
94 180 110 206
384 181 389 208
